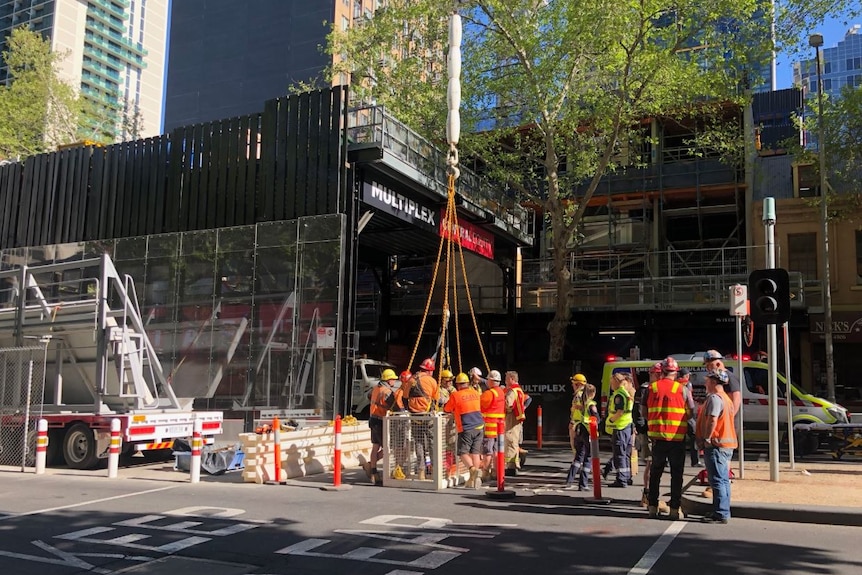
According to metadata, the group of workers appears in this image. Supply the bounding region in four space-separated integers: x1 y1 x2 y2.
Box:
569 351 739 524
363 358 530 488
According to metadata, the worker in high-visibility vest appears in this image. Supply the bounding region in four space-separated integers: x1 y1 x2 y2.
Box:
445 372 485 488
504 371 528 475
364 369 399 485
605 371 634 487
566 378 598 490
696 369 738 524
479 369 506 479
645 356 691 520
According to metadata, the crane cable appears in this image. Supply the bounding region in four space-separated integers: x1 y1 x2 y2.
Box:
405 10 490 382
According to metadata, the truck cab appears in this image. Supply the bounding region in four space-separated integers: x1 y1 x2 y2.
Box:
351 358 395 418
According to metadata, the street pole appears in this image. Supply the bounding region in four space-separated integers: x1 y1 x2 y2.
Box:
764 197 779 482
810 33 836 403
783 323 795 468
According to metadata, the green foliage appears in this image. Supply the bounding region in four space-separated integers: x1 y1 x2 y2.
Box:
0 28 81 158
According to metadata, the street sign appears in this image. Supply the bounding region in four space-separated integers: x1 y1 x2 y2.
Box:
316 327 336 349
729 284 748 317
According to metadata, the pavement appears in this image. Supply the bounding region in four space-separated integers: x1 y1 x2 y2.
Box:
10 444 862 528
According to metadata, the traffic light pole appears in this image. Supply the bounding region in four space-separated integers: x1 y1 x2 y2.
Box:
764 198 780 482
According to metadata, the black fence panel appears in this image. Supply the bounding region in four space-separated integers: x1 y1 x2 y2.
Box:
0 86 348 249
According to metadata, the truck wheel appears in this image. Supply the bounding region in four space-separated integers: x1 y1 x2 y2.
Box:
63 423 98 469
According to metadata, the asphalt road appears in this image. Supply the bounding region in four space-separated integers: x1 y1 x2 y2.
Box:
0 452 860 575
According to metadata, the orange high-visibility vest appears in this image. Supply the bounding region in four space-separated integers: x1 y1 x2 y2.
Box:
369 384 393 419
507 384 527 423
480 386 506 437
444 387 484 433
696 390 738 448
647 378 687 441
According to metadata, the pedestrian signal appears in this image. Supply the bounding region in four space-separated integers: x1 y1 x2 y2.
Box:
748 268 790 325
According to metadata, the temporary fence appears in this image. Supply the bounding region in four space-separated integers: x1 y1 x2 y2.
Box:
0 345 48 470
381 412 465 491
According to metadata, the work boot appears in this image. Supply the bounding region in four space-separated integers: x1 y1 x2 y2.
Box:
701 487 713 499
668 507 683 520
418 469 427 481
361 461 372 479
648 505 659 519
371 471 381 486
640 490 649 508
658 501 670 514
468 466 479 487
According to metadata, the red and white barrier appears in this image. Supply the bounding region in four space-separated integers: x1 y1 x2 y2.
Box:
587 417 610 504
107 418 120 479
496 420 506 492
333 415 343 487
537 406 543 450
190 418 202 483
35 419 48 475
273 417 283 483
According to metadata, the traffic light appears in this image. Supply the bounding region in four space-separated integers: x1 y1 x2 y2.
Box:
748 268 791 325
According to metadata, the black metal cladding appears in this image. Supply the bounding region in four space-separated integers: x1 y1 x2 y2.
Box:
0 87 348 249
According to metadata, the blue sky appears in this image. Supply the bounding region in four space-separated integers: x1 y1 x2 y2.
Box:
775 14 858 89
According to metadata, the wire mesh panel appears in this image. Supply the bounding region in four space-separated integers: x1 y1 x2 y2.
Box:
381 412 466 490
0 346 47 469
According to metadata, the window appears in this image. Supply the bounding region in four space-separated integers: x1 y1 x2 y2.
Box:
825 61 832 74
341 16 349 31
787 233 818 281
793 162 818 197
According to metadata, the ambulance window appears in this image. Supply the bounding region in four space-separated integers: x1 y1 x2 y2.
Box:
745 368 784 397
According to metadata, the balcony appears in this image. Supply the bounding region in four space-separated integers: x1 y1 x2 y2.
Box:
518 246 809 312
346 105 532 245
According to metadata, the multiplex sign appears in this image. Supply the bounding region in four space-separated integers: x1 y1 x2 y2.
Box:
439 212 495 259
361 181 437 232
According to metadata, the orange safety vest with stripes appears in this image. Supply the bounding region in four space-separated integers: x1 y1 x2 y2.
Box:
696 389 738 449
647 378 688 441
480 386 506 437
506 384 527 423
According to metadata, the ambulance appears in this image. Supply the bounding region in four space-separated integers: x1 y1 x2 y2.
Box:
601 355 849 452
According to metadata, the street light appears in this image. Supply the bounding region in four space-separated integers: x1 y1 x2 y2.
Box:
808 33 835 403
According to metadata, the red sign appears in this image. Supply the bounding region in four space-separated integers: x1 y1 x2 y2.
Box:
438 212 494 259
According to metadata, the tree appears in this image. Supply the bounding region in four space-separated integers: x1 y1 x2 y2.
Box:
327 1 828 361
0 28 81 159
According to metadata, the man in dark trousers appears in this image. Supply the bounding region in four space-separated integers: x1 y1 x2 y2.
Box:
644 356 691 520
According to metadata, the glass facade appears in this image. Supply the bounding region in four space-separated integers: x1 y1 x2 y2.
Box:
0 215 347 418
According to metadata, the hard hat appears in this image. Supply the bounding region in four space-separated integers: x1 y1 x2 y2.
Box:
571 373 587 384
440 369 454 380
661 356 679 372
381 368 397 382
469 366 483 378
455 372 470 385
650 362 663 374
703 349 723 363
400 370 413 383
706 368 729 384
419 358 435 371
487 369 502 381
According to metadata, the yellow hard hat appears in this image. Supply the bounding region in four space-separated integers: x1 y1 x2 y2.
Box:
381 369 398 381
455 372 470 384
571 373 587 384
440 369 454 380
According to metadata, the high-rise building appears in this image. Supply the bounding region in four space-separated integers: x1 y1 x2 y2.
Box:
163 0 371 132
0 0 169 141
794 24 862 99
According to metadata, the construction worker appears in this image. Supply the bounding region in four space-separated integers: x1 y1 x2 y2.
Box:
444 372 485 488
678 367 701 467
438 369 455 406
469 366 486 392
504 371 527 475
566 379 598 490
645 356 691 520
568 373 587 450
407 358 440 480
605 371 634 487
479 369 506 479
696 369 738 524
634 362 665 511
364 368 399 485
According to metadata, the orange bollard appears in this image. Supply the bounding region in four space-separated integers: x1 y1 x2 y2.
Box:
273 417 283 483
190 418 202 484
333 415 342 487
586 416 611 504
537 406 543 450
496 420 506 491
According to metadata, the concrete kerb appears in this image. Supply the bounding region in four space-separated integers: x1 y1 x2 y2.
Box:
681 481 862 527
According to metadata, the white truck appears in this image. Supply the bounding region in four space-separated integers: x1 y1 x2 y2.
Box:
0 254 223 469
350 358 395 418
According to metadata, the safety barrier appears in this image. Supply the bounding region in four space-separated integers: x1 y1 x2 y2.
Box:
381 413 465 491
537 406 543 449
586 417 611 504
239 421 372 484
107 419 120 479
35 419 48 475
190 419 202 483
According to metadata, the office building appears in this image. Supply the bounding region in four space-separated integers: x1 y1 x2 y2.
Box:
794 24 862 99
0 0 169 140
164 0 376 131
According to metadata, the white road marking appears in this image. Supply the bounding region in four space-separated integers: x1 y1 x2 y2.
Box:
628 521 687 575
0 485 178 521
